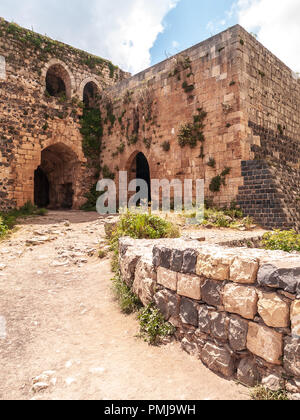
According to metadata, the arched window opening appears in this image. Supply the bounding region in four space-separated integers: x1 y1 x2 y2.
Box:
83 81 100 108
45 64 71 98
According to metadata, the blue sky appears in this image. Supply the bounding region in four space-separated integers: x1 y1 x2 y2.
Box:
151 0 236 66
0 1 299 74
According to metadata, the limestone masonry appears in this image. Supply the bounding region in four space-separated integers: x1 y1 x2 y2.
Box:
0 19 299 229
119 236 300 392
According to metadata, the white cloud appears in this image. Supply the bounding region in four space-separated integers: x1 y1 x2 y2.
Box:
0 0 179 74
236 0 300 72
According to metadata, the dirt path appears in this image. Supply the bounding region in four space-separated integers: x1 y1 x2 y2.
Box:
0 211 250 400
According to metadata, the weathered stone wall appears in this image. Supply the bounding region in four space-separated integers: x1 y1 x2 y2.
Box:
237 27 300 230
100 25 245 207
0 18 127 210
119 237 300 394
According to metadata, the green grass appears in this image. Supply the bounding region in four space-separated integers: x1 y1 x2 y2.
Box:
111 272 142 314
199 206 253 229
262 230 300 253
251 386 289 401
138 305 176 345
0 201 48 239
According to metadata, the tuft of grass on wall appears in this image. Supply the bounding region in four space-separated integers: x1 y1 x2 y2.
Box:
251 386 289 401
138 305 176 345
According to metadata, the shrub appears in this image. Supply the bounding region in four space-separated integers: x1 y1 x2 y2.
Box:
138 305 176 345
0 216 9 238
251 386 289 401
262 230 300 253
111 272 142 314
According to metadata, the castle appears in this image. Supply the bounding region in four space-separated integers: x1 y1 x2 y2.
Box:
0 18 299 230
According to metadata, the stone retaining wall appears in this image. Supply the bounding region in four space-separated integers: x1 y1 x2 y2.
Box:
119 237 300 393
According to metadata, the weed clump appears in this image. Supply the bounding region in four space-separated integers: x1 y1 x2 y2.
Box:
138 305 176 345
262 230 300 253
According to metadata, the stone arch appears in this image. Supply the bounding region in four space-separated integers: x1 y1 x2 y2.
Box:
126 151 151 203
34 142 80 209
42 59 75 99
79 77 102 108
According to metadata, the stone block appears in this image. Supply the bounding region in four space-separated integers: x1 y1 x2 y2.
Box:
180 298 199 327
196 249 235 281
170 249 183 272
133 258 157 306
210 312 229 341
284 336 300 377
262 374 284 392
153 246 161 267
230 255 259 284
291 300 300 337
182 249 198 274
201 342 235 377
154 289 180 321
257 291 290 328
159 247 173 270
177 273 201 300
201 278 223 307
119 250 140 287
223 284 258 320
157 267 178 291
228 315 248 351
257 261 300 294
237 358 260 387
181 338 198 356
198 306 212 334
247 323 283 365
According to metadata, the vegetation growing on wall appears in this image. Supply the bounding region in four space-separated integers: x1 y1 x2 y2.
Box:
177 108 207 149
209 167 231 193
80 107 103 160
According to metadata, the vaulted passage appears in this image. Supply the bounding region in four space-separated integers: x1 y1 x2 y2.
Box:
34 143 78 209
129 152 151 203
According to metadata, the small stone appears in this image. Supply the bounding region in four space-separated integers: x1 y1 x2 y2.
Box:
257 291 290 328
201 278 223 307
247 322 283 365
237 358 260 387
228 316 248 351
31 382 49 393
157 267 178 291
181 338 198 356
223 284 258 320
230 255 259 284
65 377 76 386
177 273 201 300
291 300 300 337
288 394 300 401
284 336 300 377
180 298 199 327
286 379 300 394
0 264 6 271
201 342 234 377
262 374 284 391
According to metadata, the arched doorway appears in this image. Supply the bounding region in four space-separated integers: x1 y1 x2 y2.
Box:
83 81 100 109
128 152 151 203
34 143 78 209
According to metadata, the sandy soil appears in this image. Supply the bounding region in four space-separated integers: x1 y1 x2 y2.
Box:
0 211 252 400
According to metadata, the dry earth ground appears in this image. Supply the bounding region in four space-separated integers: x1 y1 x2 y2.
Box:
0 211 260 400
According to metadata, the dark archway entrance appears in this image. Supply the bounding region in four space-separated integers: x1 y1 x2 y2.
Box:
34 167 50 208
128 152 151 204
83 81 100 109
34 143 77 209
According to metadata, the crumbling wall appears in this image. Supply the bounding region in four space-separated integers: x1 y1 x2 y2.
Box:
0 18 126 210
119 237 300 393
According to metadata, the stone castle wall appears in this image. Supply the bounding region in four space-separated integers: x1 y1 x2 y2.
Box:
100 25 246 207
0 18 126 211
119 237 300 393
236 27 300 230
